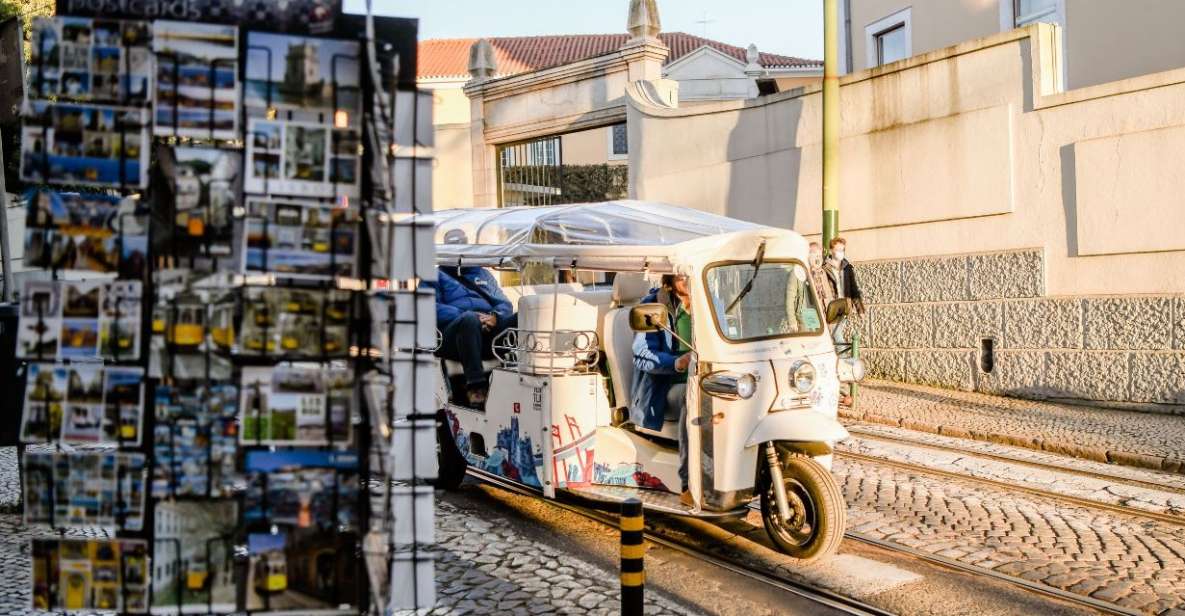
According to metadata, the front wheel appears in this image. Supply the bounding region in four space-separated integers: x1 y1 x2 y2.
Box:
760 453 846 561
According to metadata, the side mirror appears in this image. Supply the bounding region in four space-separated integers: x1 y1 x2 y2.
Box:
825 299 852 324
629 303 668 333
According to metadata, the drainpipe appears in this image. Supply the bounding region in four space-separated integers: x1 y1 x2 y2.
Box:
0 127 11 303
822 0 840 250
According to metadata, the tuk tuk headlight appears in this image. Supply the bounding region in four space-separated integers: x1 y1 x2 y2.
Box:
701 372 758 400
791 360 816 393
735 374 757 399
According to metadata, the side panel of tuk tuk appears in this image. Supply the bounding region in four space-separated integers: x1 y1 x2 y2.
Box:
480 371 553 497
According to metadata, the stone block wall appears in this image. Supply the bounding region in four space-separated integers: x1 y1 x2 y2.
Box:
854 249 1185 412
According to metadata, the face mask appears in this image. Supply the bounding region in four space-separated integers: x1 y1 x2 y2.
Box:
833 249 846 262
809 252 823 267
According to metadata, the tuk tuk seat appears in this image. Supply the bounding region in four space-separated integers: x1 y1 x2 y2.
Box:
603 273 681 436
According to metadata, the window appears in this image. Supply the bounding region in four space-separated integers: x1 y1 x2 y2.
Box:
875 25 907 66
1013 0 1059 26
608 123 628 160
864 8 911 68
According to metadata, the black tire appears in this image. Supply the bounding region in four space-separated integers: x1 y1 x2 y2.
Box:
760 452 846 561
432 409 468 490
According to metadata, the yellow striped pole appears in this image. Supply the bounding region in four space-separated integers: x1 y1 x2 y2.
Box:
620 498 645 615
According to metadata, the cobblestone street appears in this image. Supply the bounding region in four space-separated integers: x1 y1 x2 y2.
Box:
837 452 1185 614
414 497 694 616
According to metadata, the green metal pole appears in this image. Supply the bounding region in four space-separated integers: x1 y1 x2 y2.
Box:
822 0 840 251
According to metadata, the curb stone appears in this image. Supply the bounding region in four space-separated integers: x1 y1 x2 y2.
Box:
839 409 1176 474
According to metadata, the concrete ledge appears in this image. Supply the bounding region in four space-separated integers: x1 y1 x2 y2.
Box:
839 408 1175 474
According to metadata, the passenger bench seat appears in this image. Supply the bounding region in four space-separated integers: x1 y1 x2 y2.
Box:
602 273 653 414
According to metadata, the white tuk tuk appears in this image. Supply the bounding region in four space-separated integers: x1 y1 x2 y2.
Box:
430 201 863 560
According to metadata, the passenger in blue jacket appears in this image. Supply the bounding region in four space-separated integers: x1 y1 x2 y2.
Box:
435 265 517 406
630 274 694 506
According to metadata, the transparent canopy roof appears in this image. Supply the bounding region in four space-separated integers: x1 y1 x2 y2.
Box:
432 201 766 251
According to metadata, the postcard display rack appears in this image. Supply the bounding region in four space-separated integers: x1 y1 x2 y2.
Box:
15 5 436 614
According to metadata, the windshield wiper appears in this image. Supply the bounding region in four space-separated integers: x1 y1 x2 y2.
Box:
725 240 766 314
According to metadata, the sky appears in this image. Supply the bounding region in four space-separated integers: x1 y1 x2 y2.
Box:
344 0 824 60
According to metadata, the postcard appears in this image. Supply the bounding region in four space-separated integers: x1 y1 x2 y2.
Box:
245 117 360 198
245 527 358 612
21 363 144 445
23 451 147 530
21 363 67 442
21 101 150 188
162 146 241 257
244 449 359 530
23 188 148 277
150 501 238 614
29 17 152 104
153 21 238 140
18 282 62 358
240 365 352 446
18 279 143 361
31 538 149 613
237 287 351 358
243 32 360 121
242 197 357 279
152 383 240 498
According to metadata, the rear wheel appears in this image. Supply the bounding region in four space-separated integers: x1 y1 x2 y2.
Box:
760 452 846 561
432 409 468 490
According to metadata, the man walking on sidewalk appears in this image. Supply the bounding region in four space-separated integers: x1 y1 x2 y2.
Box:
825 237 863 406
824 236 865 345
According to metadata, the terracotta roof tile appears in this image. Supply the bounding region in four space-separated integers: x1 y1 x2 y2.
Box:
418 32 820 80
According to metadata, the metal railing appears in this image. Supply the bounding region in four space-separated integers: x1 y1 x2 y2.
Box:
492 328 601 375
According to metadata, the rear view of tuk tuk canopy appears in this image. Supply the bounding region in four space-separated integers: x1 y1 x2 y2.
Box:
430 201 792 271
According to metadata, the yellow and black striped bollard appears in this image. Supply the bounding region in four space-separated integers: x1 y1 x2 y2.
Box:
620 498 645 615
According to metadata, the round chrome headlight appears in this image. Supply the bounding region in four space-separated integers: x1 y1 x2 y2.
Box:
791 361 816 393
736 374 757 400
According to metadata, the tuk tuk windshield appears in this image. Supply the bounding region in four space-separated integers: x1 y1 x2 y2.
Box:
705 261 824 342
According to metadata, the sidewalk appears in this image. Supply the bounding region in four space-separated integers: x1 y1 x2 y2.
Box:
842 380 1185 474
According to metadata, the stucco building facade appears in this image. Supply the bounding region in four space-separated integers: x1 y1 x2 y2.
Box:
418 32 821 209
844 0 1185 89
437 0 1185 413
628 24 1185 412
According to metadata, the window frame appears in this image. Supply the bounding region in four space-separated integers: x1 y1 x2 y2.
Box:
607 123 628 161
701 258 826 345
864 7 912 68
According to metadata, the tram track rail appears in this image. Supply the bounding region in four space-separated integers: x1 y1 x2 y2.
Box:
466 466 1148 615
465 468 894 616
833 449 1172 615
846 426 1185 497
842 532 1142 616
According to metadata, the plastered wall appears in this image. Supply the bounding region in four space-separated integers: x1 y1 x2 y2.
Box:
628 25 1185 410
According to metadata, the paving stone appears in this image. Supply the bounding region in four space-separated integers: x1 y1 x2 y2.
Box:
383 498 697 616
839 457 1185 613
